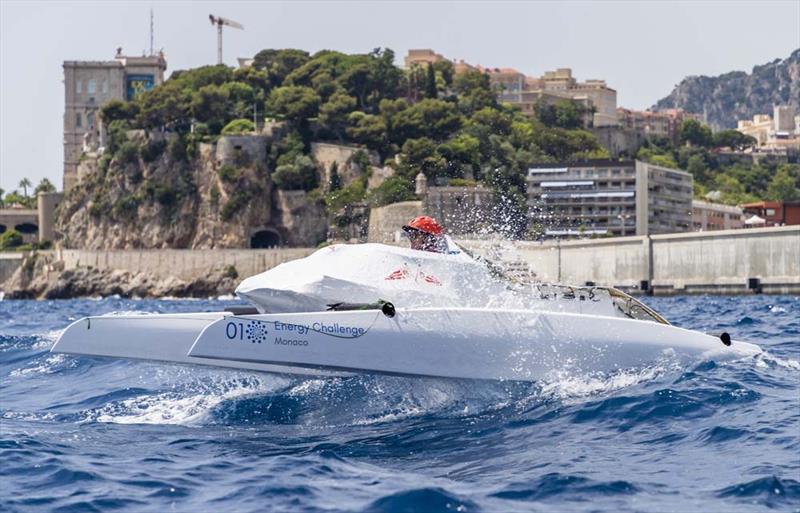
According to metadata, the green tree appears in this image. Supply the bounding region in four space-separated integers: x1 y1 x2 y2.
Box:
34 178 56 195
399 137 447 179
266 86 321 122
712 130 756 150
392 99 461 142
686 154 709 184
221 118 255 135
715 174 757 205
425 63 438 99
767 166 800 201
346 112 388 152
0 229 24 250
366 175 415 206
328 161 341 191
679 119 713 147
100 99 139 123
18 178 32 197
272 154 319 191
319 91 357 140
190 84 230 133
252 49 311 87
432 60 455 88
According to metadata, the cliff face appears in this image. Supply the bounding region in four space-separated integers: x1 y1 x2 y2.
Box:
653 49 800 130
57 132 328 249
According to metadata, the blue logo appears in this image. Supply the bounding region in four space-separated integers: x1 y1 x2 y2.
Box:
225 320 268 343
245 321 269 344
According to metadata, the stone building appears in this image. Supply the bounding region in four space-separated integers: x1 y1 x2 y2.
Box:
691 200 743 231
63 50 167 191
616 108 701 144
527 160 693 237
736 106 800 153
404 50 618 127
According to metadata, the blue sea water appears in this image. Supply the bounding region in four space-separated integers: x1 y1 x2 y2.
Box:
1 295 798 513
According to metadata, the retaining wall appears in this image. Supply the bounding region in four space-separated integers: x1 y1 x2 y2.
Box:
462 226 800 295
0 253 24 285
57 248 315 281
3 226 797 295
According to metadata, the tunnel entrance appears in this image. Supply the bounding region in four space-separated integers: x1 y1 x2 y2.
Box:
0 224 6 234
250 229 281 248
14 223 38 234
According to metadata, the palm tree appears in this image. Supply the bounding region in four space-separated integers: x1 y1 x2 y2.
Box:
18 178 32 198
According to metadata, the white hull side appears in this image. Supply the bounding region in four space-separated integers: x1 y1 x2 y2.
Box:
187 308 761 381
50 312 349 377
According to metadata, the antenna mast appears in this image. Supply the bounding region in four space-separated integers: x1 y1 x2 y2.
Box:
149 8 154 56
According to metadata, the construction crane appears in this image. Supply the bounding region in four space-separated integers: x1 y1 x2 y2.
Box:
209 14 243 65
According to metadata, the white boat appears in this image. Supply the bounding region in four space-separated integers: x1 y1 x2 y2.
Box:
51 243 761 381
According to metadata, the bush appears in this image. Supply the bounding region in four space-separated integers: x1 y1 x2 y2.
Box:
221 190 252 221
116 141 139 166
217 164 241 182
448 178 478 187
366 175 415 207
272 155 318 191
221 118 255 135
153 185 177 206
0 229 24 250
139 139 167 163
112 195 140 219
88 200 110 218
168 135 187 162
325 180 365 213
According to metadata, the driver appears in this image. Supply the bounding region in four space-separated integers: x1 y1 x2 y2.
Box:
402 216 447 253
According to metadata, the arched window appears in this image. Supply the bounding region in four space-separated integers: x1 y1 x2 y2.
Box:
14 223 38 234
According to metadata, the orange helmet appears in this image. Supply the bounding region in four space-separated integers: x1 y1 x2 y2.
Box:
403 216 444 236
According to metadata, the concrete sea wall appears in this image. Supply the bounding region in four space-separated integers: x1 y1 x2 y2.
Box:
462 225 800 295
1 226 797 296
56 248 316 281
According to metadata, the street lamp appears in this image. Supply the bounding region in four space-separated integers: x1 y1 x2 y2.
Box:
617 213 632 237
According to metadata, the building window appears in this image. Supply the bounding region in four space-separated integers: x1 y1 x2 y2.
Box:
75 112 82 127
766 208 776 216
76 80 82 93
102 79 109 94
88 79 96 94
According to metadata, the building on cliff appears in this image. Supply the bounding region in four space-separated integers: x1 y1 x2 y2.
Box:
63 49 167 191
404 49 618 127
736 105 800 154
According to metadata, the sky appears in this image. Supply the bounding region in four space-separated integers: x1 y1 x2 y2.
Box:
1 0 799 193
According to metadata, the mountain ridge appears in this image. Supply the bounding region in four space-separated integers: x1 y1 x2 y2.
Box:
653 49 800 130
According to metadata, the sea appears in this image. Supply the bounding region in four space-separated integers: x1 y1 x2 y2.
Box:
1 295 798 513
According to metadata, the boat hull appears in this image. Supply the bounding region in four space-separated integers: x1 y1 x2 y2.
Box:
52 308 761 381
50 312 350 377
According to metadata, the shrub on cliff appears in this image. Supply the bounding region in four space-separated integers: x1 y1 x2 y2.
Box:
221 118 255 135
366 175 415 207
272 155 318 191
217 164 241 182
116 141 139 166
139 139 167 163
0 229 23 250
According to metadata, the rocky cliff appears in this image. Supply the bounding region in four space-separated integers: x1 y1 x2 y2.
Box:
4 252 238 300
57 131 329 249
653 49 800 130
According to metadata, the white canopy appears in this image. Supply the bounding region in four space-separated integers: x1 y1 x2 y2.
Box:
744 214 766 225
